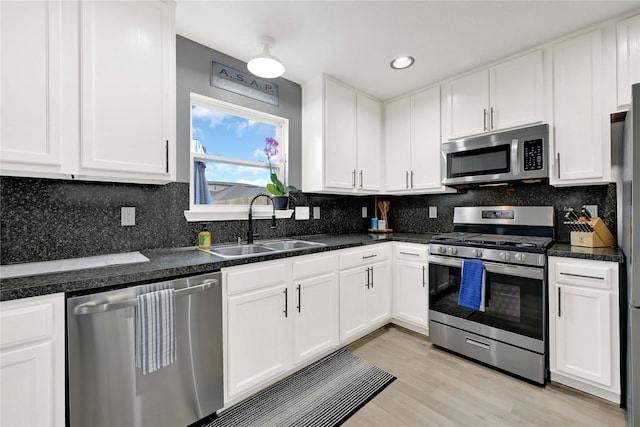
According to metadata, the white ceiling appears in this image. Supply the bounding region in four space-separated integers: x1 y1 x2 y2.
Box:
176 1 640 101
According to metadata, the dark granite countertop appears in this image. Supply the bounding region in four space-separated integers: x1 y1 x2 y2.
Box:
0 232 434 301
548 243 625 263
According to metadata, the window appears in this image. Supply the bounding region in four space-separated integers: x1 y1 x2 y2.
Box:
185 93 293 221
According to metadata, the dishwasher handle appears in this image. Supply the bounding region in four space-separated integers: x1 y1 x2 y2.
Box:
73 278 219 315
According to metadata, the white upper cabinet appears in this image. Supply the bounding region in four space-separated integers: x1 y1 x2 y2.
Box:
79 0 175 182
0 1 65 176
616 14 640 108
442 50 544 140
0 0 176 184
302 75 381 194
551 29 612 186
385 86 449 193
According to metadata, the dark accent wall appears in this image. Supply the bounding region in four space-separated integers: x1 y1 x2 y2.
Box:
175 35 302 186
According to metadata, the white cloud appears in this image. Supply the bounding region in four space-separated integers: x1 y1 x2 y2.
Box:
192 126 205 141
253 149 268 161
191 105 228 128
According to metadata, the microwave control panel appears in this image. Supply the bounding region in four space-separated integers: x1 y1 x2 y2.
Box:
523 139 544 171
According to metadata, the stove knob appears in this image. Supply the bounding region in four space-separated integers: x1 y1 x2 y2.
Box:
472 249 483 257
499 251 511 261
447 246 457 255
514 253 527 262
438 246 446 254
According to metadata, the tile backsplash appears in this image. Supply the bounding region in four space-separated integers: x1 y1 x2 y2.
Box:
0 177 616 264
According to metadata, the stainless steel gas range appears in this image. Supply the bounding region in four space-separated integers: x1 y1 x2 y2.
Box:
428 206 555 385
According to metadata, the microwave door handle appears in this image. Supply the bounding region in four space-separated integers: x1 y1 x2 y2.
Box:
511 139 520 176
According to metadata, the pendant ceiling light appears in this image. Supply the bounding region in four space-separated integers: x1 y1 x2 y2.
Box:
247 35 285 79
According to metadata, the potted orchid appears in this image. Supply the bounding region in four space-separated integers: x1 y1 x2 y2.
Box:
263 137 297 209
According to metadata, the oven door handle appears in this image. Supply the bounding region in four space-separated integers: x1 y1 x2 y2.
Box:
428 255 544 280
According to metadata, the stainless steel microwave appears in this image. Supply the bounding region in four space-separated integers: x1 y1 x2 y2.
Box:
441 124 549 187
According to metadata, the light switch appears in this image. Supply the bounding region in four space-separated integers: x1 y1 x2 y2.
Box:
429 206 437 219
362 207 367 218
313 206 321 219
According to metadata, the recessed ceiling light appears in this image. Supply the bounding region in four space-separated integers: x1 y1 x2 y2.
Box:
390 56 415 70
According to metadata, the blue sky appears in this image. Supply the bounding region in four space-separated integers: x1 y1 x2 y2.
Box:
191 104 279 186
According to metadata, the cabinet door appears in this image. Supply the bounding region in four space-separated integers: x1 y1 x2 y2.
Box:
490 51 543 131
1 342 54 427
0 0 64 176
552 30 607 184
410 86 443 190
444 69 489 139
384 97 411 191
226 284 290 398
79 0 174 180
555 285 612 387
356 93 381 191
292 273 339 365
325 79 357 189
339 267 368 341
367 261 392 325
617 14 640 107
394 261 428 326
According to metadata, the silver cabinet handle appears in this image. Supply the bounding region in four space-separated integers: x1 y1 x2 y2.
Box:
365 267 370 289
405 171 409 189
370 266 374 288
352 169 356 188
399 251 420 257
359 170 363 188
362 254 378 260
557 153 561 179
410 171 414 189
422 265 426 287
559 272 605 280
297 284 301 313
483 109 488 131
74 279 218 315
466 337 490 350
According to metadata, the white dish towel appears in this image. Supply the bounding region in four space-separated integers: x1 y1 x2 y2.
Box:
135 289 177 375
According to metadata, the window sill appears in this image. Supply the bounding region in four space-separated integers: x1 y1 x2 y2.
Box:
184 207 294 222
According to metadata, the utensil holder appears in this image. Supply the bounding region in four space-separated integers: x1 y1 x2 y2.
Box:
569 217 616 248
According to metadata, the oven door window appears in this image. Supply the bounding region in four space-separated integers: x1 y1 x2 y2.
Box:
429 263 543 340
447 144 511 178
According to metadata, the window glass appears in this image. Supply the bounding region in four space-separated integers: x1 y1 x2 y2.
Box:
189 95 289 208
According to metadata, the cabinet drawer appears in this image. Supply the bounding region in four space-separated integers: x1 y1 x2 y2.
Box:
0 296 56 350
394 243 428 261
551 258 617 291
225 261 290 296
293 253 335 281
339 244 391 270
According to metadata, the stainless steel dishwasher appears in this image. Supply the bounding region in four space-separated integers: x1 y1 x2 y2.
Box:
67 271 223 427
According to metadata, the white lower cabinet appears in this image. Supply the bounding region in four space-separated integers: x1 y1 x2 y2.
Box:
223 253 338 403
548 257 620 403
0 293 65 427
292 254 339 366
338 244 392 343
392 244 429 334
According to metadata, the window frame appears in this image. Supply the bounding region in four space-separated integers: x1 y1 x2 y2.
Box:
184 93 294 222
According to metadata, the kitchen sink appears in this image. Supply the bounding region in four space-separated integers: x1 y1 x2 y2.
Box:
260 239 326 251
200 239 325 259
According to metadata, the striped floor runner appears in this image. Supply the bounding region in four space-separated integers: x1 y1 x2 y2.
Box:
206 349 395 427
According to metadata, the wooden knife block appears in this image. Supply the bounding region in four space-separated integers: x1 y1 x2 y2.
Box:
570 217 616 248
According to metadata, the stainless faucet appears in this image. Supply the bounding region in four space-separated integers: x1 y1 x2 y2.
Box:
247 194 277 244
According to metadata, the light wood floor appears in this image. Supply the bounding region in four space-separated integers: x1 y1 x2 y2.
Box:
345 325 625 427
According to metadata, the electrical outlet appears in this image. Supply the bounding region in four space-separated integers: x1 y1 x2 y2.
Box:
429 206 438 219
362 207 367 218
313 206 321 219
121 207 135 226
